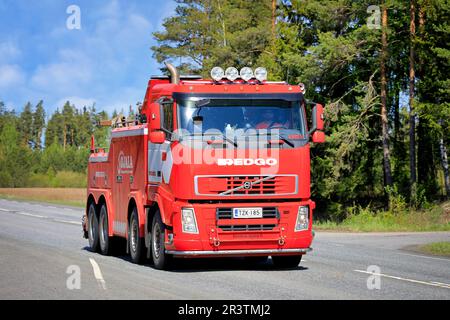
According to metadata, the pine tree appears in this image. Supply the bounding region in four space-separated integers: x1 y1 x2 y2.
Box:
19 102 33 147
32 100 45 150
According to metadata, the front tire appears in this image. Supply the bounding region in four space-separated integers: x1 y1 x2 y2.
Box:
129 207 145 264
99 204 113 255
151 210 173 270
272 255 302 269
88 203 99 252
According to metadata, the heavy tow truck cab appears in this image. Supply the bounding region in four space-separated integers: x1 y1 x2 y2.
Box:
84 64 325 269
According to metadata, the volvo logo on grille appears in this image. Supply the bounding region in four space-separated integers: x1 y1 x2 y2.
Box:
242 181 252 190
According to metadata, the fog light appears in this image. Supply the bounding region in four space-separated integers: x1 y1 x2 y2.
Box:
295 206 309 231
225 67 239 81
181 208 198 234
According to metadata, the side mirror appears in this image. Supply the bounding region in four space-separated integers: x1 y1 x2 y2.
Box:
309 103 325 144
311 104 324 131
149 102 162 131
312 131 325 143
149 131 166 144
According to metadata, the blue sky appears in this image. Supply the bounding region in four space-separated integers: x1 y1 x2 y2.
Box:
0 0 176 116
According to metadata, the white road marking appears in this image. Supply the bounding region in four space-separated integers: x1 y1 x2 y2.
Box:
53 219 81 226
0 208 81 225
431 281 450 286
17 212 46 219
354 269 450 289
397 252 450 262
89 258 107 290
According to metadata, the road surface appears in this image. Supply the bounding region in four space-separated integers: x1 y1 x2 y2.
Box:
0 198 449 299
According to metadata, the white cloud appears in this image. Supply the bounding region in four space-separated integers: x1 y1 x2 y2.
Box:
30 49 93 92
0 64 25 88
55 96 96 110
6 1 165 114
0 42 21 63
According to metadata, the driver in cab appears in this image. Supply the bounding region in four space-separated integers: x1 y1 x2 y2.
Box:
255 108 286 129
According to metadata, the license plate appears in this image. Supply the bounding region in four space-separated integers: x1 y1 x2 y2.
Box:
233 207 263 219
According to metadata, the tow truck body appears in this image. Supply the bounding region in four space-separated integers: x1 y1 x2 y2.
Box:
83 64 325 269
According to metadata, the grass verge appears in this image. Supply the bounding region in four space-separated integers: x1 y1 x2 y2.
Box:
315 201 450 232
0 188 85 207
416 242 450 257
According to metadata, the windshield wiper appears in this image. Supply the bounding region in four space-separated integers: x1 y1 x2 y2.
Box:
246 131 295 148
275 134 295 148
217 133 238 148
187 132 238 148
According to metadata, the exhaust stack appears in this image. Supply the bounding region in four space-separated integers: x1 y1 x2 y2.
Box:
164 62 180 84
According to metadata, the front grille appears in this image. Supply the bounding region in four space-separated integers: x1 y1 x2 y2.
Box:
218 224 276 232
195 175 297 196
216 207 279 219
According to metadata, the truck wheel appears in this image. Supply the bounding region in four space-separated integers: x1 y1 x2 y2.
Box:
151 210 173 270
98 204 113 255
88 203 99 252
129 207 145 264
272 255 302 269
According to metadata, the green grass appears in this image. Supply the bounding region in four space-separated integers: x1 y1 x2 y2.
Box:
0 188 85 208
417 242 450 257
315 201 450 232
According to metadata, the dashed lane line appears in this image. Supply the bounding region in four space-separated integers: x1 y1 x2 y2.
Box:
89 258 107 290
17 211 46 219
354 269 450 290
0 209 80 225
396 252 450 262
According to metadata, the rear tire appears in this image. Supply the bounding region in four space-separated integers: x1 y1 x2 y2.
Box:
129 207 146 264
88 203 99 252
272 255 302 269
151 210 173 270
99 204 113 255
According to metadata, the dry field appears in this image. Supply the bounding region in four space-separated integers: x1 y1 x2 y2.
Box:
0 188 85 207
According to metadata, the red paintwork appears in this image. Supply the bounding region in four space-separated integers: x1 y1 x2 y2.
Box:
84 76 323 258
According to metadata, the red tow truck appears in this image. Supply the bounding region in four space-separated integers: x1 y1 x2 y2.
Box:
83 63 325 269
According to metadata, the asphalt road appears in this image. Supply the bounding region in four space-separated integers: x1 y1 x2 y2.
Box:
0 198 449 300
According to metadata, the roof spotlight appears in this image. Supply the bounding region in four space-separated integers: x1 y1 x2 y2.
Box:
210 67 224 81
298 83 306 92
225 67 239 81
254 67 267 82
240 67 254 81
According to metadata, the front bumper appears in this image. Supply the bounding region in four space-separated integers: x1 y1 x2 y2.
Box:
166 200 315 256
166 247 312 257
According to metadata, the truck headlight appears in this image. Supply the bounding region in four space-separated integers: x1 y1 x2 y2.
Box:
295 206 309 231
181 208 198 234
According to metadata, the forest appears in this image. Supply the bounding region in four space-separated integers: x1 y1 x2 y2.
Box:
0 0 448 221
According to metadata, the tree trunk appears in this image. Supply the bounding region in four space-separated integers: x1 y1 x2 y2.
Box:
272 0 276 41
438 120 450 198
409 0 417 195
393 85 400 139
63 125 67 150
216 0 227 47
380 3 393 190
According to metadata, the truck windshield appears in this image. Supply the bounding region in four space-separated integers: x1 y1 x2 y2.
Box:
177 99 306 139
